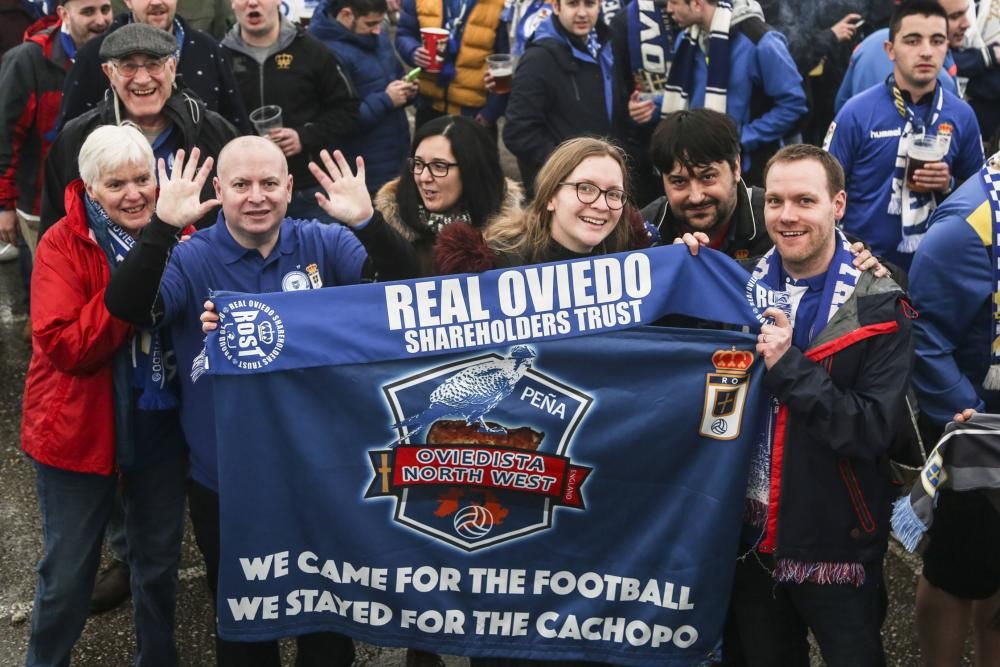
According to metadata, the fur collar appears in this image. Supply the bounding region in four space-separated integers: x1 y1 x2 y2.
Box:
375 177 524 245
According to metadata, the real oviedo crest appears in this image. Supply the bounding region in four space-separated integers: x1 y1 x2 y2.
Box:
365 346 594 551
699 349 753 441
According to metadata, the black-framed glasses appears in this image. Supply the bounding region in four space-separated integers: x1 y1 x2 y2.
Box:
409 157 459 178
112 57 169 78
559 181 626 210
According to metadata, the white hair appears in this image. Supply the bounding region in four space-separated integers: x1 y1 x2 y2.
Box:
78 123 155 187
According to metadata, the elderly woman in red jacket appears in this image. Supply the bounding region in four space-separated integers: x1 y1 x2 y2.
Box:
21 124 192 667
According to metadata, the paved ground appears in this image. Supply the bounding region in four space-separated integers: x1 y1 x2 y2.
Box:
0 238 976 664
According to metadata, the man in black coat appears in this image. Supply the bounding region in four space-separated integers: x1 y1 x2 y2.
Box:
642 109 772 260
58 0 250 133
222 0 359 224
41 22 239 233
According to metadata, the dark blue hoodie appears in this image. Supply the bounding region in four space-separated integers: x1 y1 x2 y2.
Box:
503 15 622 190
309 2 409 193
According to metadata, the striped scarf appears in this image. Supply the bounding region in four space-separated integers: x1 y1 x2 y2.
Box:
662 0 731 114
892 412 1000 552
885 77 947 254
746 232 867 586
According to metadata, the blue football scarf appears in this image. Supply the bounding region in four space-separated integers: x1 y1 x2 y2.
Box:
626 0 674 107
437 0 473 89
85 195 179 412
663 0 731 114
205 245 787 665
886 77 946 254
744 233 863 586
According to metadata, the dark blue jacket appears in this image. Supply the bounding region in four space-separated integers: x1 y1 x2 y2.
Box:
309 3 409 193
503 16 622 190
909 175 1000 425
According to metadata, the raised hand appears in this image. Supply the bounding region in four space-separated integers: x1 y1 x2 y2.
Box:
308 150 374 228
155 147 220 228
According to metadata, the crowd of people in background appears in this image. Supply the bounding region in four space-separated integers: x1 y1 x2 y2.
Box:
2 0 1000 665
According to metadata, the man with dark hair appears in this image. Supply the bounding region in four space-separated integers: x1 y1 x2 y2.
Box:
642 108 771 260
59 0 250 132
662 0 807 185
683 143 913 666
223 0 359 223
40 22 238 233
308 0 417 194
825 0 983 269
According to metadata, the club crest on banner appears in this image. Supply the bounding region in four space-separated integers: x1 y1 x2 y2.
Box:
365 345 594 551
699 349 753 440
216 298 285 371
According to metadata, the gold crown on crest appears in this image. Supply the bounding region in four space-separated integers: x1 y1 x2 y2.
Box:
275 53 293 69
711 349 753 374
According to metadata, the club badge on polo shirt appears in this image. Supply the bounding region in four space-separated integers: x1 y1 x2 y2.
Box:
282 269 309 291
306 263 323 288
282 264 323 291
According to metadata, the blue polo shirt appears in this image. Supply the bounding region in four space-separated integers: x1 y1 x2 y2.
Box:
159 215 368 490
825 82 982 268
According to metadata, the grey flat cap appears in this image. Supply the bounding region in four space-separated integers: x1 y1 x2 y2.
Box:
99 23 176 61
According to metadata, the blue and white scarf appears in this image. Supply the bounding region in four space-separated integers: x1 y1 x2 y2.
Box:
745 232 866 585
437 0 473 88
663 0 731 114
627 0 675 112
85 194 178 412
885 77 946 254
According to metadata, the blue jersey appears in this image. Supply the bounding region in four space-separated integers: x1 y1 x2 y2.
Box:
909 175 1000 425
159 216 368 490
834 28 957 113
825 83 982 267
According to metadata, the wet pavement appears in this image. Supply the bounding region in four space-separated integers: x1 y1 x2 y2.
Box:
0 249 974 665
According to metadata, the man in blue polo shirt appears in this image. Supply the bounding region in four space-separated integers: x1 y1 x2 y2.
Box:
104 136 416 665
825 0 982 270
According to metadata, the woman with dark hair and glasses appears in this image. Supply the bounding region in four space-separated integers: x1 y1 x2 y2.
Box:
374 114 523 276
435 136 650 280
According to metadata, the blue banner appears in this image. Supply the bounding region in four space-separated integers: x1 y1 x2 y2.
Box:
207 247 777 665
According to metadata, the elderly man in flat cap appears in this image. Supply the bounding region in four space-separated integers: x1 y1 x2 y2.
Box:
39 21 238 234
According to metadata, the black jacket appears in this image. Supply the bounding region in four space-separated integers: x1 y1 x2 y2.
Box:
502 17 626 192
760 272 913 565
40 88 238 234
58 12 251 134
641 182 772 260
222 20 359 192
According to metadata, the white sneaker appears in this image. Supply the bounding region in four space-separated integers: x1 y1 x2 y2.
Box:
0 243 18 262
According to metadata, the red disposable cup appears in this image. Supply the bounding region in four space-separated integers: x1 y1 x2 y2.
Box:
420 27 450 73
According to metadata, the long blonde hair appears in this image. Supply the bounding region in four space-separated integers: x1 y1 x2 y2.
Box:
485 138 634 263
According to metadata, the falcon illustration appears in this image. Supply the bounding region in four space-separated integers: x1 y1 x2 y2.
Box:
391 345 538 441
